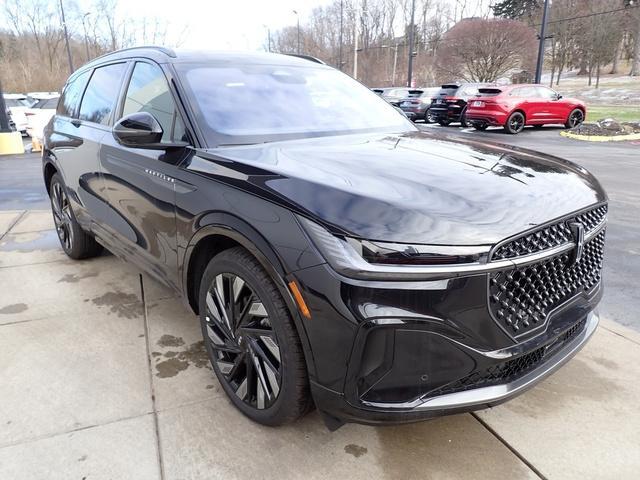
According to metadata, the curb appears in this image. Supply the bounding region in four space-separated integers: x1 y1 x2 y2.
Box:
560 130 640 142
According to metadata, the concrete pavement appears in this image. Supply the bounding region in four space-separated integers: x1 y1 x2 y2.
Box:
1 210 639 479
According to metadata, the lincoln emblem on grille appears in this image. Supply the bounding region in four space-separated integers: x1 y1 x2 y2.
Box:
568 222 585 265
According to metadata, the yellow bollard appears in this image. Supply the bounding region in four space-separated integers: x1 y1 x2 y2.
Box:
0 131 25 155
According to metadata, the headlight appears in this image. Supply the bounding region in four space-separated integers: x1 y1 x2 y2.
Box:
297 216 494 280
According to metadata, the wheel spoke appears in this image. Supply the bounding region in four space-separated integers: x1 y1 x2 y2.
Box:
203 271 282 410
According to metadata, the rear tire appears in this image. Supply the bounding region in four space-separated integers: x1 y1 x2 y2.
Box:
565 108 584 129
504 111 525 134
424 109 435 124
49 173 103 260
460 107 469 127
198 247 311 426
473 123 488 131
438 119 451 126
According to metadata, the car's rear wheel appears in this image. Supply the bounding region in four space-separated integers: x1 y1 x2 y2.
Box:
198 247 311 426
424 110 435 123
565 109 584 128
473 123 488 131
49 173 103 259
505 112 525 134
438 119 451 126
460 107 469 127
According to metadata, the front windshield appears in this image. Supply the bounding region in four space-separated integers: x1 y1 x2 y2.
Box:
177 63 414 146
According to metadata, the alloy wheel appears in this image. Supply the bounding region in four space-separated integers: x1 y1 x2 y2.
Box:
568 110 584 128
51 181 73 251
508 113 525 133
204 273 282 410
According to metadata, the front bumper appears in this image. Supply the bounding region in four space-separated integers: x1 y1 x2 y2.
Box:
292 260 602 426
313 309 597 425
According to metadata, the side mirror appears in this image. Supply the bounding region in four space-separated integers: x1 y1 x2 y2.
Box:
113 112 164 148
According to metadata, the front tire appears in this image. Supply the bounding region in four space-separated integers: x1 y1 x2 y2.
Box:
565 109 584 128
198 247 311 426
504 111 525 134
49 173 102 259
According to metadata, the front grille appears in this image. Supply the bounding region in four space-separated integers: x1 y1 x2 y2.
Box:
428 317 586 398
492 204 607 260
489 229 605 336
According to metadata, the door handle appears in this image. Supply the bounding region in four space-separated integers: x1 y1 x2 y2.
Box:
70 119 81 128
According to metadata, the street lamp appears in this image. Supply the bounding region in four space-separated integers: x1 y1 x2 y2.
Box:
59 0 74 73
262 24 271 52
82 13 91 62
292 10 300 54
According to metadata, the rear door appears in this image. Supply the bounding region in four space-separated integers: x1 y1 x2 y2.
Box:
52 63 127 229
98 60 192 290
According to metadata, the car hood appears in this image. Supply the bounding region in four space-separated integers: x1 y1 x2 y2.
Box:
198 130 606 245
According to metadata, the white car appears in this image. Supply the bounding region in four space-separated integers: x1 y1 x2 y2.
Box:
3 94 30 134
25 96 60 141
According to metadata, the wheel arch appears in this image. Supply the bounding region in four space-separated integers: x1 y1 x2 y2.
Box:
181 214 318 379
43 156 58 195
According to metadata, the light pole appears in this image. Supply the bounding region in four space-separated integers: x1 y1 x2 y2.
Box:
82 13 91 62
293 10 300 54
338 0 343 70
263 24 271 52
407 0 416 87
392 43 399 85
59 0 74 73
535 0 550 83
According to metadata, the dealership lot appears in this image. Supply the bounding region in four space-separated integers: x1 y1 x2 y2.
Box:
1 130 639 479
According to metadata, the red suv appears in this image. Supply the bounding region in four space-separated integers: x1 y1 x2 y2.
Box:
465 84 586 134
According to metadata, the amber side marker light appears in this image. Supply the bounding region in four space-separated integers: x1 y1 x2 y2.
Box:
288 280 311 319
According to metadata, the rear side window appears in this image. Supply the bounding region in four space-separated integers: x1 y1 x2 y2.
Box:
511 86 537 98
79 63 127 125
122 62 187 143
57 70 90 118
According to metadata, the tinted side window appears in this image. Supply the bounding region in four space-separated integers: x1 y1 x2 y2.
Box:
536 86 558 99
79 63 127 125
122 62 186 143
57 70 90 118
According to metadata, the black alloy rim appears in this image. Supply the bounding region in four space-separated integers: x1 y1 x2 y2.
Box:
509 113 524 133
204 273 282 409
51 181 73 250
569 110 584 128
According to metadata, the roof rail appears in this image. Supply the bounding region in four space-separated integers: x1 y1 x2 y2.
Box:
90 45 176 63
285 54 326 65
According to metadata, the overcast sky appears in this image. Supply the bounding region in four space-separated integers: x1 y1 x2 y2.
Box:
87 0 335 51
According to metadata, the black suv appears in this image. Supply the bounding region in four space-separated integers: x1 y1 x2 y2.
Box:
429 83 491 126
43 47 606 429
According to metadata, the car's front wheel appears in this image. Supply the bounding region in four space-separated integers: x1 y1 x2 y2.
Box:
505 111 525 134
198 247 311 426
49 173 103 259
565 108 584 129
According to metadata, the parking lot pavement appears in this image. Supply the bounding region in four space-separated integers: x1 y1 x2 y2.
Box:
1 210 640 479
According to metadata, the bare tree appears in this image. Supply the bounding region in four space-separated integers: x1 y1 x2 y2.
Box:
435 18 537 82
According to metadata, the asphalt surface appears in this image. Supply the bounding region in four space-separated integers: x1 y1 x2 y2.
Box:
1 127 638 331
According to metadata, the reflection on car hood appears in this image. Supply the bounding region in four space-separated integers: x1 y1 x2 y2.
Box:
199 130 606 245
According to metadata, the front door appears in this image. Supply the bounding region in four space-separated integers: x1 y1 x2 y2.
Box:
98 61 191 290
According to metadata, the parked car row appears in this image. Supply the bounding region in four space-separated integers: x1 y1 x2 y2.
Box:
373 83 586 134
3 92 59 136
